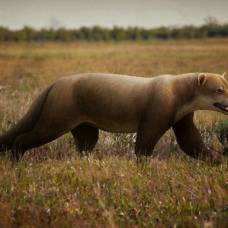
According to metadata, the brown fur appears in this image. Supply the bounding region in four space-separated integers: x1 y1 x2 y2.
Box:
173 113 219 162
71 124 99 153
0 72 227 162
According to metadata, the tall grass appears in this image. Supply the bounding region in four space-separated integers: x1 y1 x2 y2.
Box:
0 40 227 227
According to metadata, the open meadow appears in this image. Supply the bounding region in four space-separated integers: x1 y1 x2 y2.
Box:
0 40 227 227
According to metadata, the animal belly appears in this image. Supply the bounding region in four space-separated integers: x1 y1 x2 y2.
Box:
86 114 138 133
98 121 138 133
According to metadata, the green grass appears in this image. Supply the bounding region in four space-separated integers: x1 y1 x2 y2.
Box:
0 40 227 227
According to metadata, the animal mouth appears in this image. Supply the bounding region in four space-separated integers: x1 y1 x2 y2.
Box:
214 103 228 112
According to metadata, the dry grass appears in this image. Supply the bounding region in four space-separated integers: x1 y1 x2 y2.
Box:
0 40 227 227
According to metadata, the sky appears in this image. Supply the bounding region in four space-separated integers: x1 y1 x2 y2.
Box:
0 0 228 29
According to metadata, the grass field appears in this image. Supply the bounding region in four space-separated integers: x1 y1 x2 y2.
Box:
0 40 227 227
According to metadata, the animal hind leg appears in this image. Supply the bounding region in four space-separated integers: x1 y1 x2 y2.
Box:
11 125 69 160
71 124 99 154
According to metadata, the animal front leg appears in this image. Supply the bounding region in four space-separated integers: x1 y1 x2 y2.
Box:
135 115 173 158
173 113 222 163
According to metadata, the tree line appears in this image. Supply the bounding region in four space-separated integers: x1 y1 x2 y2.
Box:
0 22 228 42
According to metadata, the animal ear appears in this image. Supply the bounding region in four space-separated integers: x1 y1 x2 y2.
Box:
197 73 207 86
222 72 226 78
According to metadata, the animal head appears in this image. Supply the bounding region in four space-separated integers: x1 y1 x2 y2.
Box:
195 72 228 114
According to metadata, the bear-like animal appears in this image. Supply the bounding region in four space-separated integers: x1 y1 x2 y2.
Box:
0 72 227 161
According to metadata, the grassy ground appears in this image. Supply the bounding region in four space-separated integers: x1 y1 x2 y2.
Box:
0 40 227 227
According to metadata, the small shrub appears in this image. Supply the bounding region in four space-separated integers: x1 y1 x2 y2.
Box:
215 120 228 155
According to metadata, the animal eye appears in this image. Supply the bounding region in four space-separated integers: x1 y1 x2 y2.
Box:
216 88 224 94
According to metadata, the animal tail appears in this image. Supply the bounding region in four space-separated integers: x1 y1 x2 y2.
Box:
0 84 54 151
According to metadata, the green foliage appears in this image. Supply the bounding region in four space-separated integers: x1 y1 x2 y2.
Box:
1 21 228 42
215 120 228 156
215 119 228 144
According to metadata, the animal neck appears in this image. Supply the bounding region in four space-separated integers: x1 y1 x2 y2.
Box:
173 74 198 122
175 74 198 105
